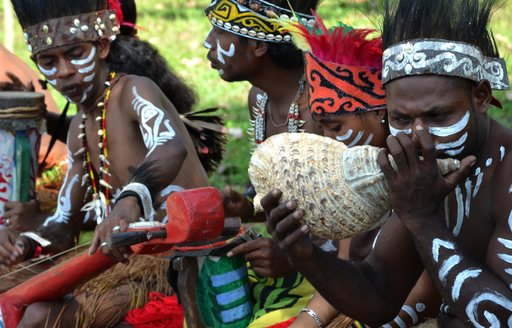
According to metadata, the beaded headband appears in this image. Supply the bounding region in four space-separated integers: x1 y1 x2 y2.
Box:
382 39 510 90
23 10 120 55
205 0 315 43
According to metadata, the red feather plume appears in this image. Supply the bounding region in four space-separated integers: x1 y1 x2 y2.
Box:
295 12 383 69
108 0 125 26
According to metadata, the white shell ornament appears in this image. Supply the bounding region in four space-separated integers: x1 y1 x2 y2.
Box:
248 133 460 239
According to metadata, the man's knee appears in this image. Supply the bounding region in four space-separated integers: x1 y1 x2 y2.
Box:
18 302 51 328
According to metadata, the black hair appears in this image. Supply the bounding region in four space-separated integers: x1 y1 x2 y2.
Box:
107 35 197 115
383 0 502 58
119 0 137 36
266 0 320 69
10 0 106 28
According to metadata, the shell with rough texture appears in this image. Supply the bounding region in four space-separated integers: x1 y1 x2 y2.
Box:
248 133 460 239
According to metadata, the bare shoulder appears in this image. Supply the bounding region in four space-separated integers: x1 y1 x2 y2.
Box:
248 86 265 119
115 74 162 104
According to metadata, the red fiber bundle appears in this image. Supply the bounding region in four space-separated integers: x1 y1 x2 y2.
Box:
107 0 125 26
124 293 184 328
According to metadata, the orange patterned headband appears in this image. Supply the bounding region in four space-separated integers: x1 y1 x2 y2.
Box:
306 53 386 117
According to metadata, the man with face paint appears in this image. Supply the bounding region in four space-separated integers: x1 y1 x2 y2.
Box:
263 0 512 326
283 16 442 328
0 0 223 326
203 0 327 326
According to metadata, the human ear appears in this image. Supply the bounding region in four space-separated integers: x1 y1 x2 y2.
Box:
472 80 492 114
251 40 268 57
97 38 111 59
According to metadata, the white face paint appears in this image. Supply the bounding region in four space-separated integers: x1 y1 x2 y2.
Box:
78 61 96 74
79 85 94 104
336 129 353 142
486 158 493 167
346 131 364 148
131 86 176 156
216 39 235 65
37 65 57 77
436 132 468 155
500 146 506 161
389 125 412 136
204 28 213 49
429 111 470 137
71 46 96 66
452 269 482 301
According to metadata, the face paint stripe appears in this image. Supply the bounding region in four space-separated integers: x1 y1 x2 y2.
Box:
452 268 482 301
216 39 235 65
433 238 456 262
78 62 96 74
79 85 93 104
47 79 57 86
83 73 95 83
401 305 419 325
362 133 374 146
37 64 57 76
429 111 470 137
445 146 465 156
436 132 468 150
439 254 461 282
498 238 512 250
347 131 364 148
70 47 96 65
335 129 353 142
389 125 412 136
500 146 505 161
498 253 512 264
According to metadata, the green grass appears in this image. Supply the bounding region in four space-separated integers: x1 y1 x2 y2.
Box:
1 0 511 191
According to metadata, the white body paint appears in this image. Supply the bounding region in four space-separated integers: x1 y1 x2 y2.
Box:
416 303 426 312
336 129 353 142
439 255 461 282
131 86 176 156
452 268 481 301
466 292 512 328
473 169 484 198
401 305 419 325
43 150 77 226
500 146 505 161
486 158 493 167
453 186 465 236
79 85 93 104
432 238 456 262
216 39 235 65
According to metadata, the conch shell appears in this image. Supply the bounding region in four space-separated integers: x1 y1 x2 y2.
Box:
248 133 460 239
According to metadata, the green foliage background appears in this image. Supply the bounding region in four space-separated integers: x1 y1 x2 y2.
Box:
1 0 511 191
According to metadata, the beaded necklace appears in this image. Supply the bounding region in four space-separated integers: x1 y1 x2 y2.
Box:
250 76 306 145
79 72 116 224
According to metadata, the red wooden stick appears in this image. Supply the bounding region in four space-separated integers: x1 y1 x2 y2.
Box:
0 187 224 328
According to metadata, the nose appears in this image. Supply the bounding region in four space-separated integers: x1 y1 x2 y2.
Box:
409 118 429 146
55 60 76 80
203 28 215 50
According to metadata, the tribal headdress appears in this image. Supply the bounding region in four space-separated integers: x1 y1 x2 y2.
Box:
11 0 121 55
382 0 509 95
283 14 386 117
204 0 316 43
